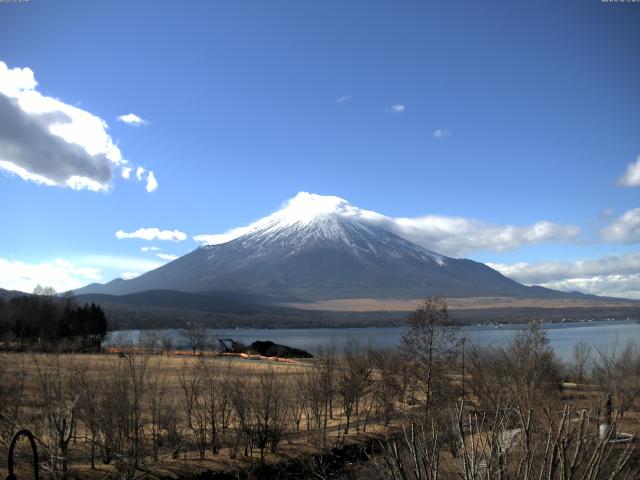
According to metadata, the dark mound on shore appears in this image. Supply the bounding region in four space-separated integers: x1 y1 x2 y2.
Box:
249 340 313 358
217 338 313 358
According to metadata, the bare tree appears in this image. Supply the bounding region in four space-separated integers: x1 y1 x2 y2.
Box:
337 340 372 435
0 353 28 449
401 297 458 410
372 349 401 427
138 330 161 354
147 357 169 461
181 322 209 356
100 340 151 479
287 372 308 437
216 358 235 434
468 322 561 413
593 341 640 419
571 340 593 388
251 367 287 461
73 362 101 469
305 366 328 449
32 354 78 479
161 335 173 355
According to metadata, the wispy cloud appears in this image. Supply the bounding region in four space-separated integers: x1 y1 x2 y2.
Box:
388 104 405 114
141 246 160 252
115 228 187 242
336 94 352 104
157 253 178 261
433 129 452 139
0 257 102 293
618 155 640 187
121 272 140 280
488 252 640 299
117 113 148 126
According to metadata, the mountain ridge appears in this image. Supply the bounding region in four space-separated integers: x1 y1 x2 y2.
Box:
75 193 597 302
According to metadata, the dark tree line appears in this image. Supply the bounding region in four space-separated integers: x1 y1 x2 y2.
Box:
0 286 107 351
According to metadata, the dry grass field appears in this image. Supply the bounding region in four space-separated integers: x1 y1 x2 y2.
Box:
0 350 402 480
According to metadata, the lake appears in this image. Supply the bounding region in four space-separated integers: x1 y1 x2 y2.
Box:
107 320 640 362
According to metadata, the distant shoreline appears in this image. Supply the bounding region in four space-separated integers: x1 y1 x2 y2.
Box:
107 317 638 334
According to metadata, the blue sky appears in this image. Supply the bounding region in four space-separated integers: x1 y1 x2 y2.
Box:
1 0 639 297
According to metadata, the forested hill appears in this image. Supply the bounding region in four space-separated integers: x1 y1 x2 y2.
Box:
0 290 107 351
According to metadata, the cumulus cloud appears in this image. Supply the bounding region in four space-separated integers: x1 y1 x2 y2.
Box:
0 257 101 293
0 61 125 191
388 216 580 257
433 129 452 139
194 192 580 256
156 253 178 261
488 253 640 299
146 170 158 192
136 166 145 181
336 94 352 104
121 272 140 280
121 166 132 179
388 104 405 113
117 113 147 126
116 228 187 242
618 156 640 187
601 208 640 244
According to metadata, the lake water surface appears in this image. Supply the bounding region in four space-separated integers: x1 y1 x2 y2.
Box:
108 320 640 362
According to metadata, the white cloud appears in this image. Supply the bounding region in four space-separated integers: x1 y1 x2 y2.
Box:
488 253 640 299
389 216 580 257
136 166 145 181
115 228 187 242
141 246 160 252
618 156 640 187
121 166 132 179
601 208 640 244
146 170 158 192
433 129 452 139
157 253 178 261
121 272 140 280
117 113 147 126
0 257 101 293
0 61 126 191
336 94 352 104
388 104 405 113
194 192 580 256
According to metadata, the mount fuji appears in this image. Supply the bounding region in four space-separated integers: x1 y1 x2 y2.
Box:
77 193 588 303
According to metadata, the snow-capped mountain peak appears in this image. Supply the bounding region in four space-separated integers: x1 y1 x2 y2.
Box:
195 192 444 264
270 192 384 225
195 192 388 246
